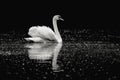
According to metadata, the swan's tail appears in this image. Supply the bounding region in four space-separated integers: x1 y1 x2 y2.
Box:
24 37 43 42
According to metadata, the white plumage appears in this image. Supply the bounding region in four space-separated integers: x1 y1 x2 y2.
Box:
25 15 63 43
28 26 57 40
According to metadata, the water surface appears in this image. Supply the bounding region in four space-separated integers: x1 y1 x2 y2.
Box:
0 29 120 80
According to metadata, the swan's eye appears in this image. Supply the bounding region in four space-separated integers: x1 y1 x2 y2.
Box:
58 16 61 18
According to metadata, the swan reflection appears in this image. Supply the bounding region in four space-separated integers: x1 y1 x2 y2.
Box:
25 43 62 71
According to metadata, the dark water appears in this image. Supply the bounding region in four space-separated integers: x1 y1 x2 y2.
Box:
0 29 120 80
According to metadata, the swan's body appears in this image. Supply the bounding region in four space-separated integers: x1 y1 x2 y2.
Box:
25 15 63 43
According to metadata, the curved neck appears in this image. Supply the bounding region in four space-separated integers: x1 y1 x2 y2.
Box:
53 19 62 42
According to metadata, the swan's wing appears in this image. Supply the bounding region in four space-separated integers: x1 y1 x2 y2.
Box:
37 26 57 40
28 26 40 37
28 26 57 41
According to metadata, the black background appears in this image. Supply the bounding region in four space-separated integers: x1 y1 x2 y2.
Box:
0 1 120 34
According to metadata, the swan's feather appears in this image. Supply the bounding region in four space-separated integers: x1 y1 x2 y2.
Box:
25 37 44 42
28 26 57 41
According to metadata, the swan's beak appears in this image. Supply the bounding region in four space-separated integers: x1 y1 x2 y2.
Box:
59 18 64 21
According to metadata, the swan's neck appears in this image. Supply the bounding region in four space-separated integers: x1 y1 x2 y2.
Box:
53 19 62 42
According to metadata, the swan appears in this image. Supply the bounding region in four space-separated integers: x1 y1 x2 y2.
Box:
25 15 63 43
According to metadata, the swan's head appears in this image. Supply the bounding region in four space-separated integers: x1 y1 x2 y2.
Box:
53 15 64 21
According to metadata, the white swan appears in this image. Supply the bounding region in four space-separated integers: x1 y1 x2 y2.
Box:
25 15 63 43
